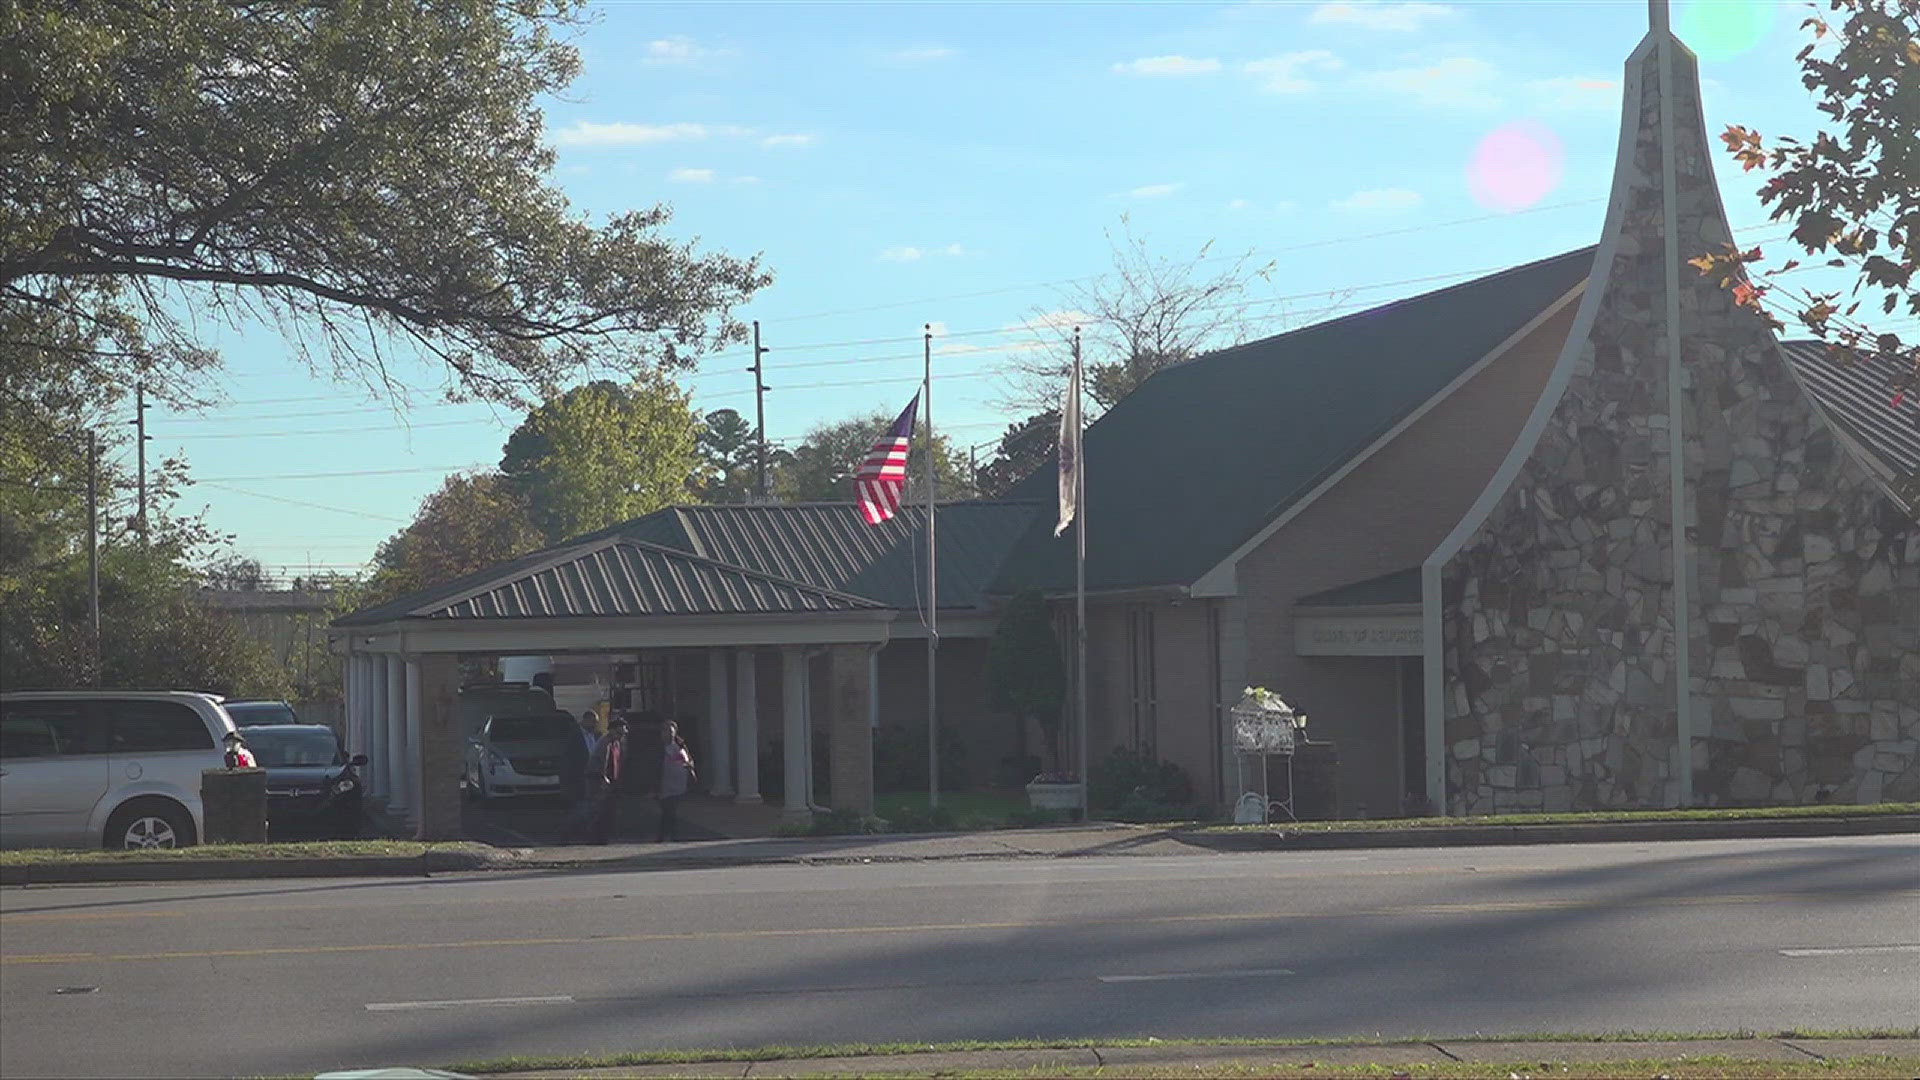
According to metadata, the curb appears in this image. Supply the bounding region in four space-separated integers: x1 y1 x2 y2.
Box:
4 815 1913 885
0 847 497 886
1178 813 1920 852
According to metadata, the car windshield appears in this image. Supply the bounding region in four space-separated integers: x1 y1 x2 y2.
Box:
243 728 342 767
488 715 573 742
227 702 298 726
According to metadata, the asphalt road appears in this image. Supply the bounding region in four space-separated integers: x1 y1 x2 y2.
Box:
2 835 1916 1079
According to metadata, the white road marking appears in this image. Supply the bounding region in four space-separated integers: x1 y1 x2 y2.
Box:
1098 968 1295 983
1778 944 1920 958
365 995 575 1012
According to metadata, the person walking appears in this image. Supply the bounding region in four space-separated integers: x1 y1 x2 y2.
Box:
587 715 626 844
560 710 598 841
656 720 697 842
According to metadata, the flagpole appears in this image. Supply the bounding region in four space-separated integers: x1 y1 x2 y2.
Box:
1073 328 1088 822
925 323 939 810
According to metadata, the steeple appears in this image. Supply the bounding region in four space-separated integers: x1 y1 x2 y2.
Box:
1649 0 1669 34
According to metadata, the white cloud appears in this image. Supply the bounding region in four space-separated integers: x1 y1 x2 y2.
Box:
881 243 966 262
1310 1 1457 32
888 46 955 63
1228 198 1251 210
730 175 763 186
1129 182 1184 199
668 167 715 183
644 36 731 65
762 133 816 148
1243 51 1341 93
551 121 710 147
1332 187 1424 212
1528 75 1620 112
1112 55 1222 76
1360 57 1500 108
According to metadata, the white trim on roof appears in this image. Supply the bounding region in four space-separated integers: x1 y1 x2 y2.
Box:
1187 279 1587 599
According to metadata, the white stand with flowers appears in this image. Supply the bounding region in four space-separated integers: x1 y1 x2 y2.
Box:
1230 688 1305 824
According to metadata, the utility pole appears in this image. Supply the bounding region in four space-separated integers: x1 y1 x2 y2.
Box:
87 430 100 682
131 381 150 541
750 321 770 502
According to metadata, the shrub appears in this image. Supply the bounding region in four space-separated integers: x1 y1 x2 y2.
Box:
873 723 970 793
1090 745 1194 814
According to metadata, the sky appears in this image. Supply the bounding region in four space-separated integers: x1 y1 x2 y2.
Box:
142 0 1857 582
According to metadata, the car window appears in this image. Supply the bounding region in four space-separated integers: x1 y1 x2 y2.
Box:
227 702 298 726
242 728 344 767
0 701 104 758
108 700 216 753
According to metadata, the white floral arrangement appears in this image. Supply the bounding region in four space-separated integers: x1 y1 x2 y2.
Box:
1232 686 1304 752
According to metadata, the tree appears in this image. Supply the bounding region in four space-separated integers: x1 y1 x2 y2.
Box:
974 410 1059 498
499 374 702 541
999 216 1292 416
1 1 770 406
367 471 544 605
986 590 1066 773
1697 0 1918 506
198 554 269 591
775 411 974 503
694 407 787 503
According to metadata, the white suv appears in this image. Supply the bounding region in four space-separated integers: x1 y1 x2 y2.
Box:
0 691 238 850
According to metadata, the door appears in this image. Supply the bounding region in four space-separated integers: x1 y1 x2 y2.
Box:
0 700 111 848
105 698 219 806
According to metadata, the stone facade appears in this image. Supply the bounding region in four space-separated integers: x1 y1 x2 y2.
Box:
1434 32 1920 814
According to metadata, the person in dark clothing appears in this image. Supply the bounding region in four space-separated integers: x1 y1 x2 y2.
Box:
656 720 697 842
587 715 626 844
559 710 598 840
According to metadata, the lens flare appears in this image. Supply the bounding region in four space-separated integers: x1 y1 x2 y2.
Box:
1674 0 1775 61
1467 121 1564 212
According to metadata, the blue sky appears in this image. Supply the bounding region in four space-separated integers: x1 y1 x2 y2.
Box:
152 0 1842 580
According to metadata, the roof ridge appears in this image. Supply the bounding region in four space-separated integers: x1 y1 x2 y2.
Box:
607 536 886 608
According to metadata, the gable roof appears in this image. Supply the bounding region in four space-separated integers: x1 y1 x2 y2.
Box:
335 501 1041 627
1781 340 1920 478
991 246 1595 594
419 537 883 620
1295 567 1421 607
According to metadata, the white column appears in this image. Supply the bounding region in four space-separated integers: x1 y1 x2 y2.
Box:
380 657 403 807
363 658 388 799
706 649 734 797
404 658 423 830
733 647 761 803
781 646 809 818
343 657 362 782
385 656 408 811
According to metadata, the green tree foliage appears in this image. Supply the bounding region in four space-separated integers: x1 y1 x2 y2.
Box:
694 407 787 503
367 471 544 605
1 0 770 404
974 410 1059 498
776 410 973 503
1698 0 1918 508
985 590 1066 772
499 374 702 541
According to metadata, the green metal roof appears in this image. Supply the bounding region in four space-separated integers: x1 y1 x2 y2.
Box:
991 246 1595 594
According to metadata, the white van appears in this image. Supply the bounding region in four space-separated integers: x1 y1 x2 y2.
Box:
0 691 238 850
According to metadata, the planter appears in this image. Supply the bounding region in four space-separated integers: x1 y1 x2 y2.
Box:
1025 780 1084 811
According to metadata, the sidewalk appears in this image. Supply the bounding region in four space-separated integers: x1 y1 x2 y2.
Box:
5 810 1914 885
475 1035 1920 1078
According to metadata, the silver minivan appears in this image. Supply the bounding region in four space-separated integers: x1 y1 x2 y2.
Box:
0 691 238 849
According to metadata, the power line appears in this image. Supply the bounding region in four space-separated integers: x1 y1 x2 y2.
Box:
166 418 490 440
192 463 489 482
194 482 412 523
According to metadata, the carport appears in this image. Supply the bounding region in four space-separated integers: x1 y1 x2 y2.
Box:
330 536 897 839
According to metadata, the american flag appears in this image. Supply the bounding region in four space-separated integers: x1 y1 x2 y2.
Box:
855 394 919 525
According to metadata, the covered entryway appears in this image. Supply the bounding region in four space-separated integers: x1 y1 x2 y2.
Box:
331 537 895 840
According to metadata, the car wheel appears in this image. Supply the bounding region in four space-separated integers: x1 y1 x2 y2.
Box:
105 800 195 851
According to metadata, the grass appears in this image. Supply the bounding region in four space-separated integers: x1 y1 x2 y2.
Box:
445 1030 1920 1076
875 790 1032 823
925 1058 1920 1078
1196 801 1920 834
0 839 494 865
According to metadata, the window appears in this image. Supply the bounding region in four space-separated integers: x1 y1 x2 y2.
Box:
243 727 343 767
0 701 103 759
108 701 215 753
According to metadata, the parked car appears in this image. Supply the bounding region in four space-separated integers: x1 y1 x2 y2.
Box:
224 699 301 727
463 711 574 801
456 681 559 738
241 724 367 839
0 691 238 850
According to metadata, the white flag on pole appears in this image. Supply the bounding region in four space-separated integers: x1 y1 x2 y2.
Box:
1055 352 1081 537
